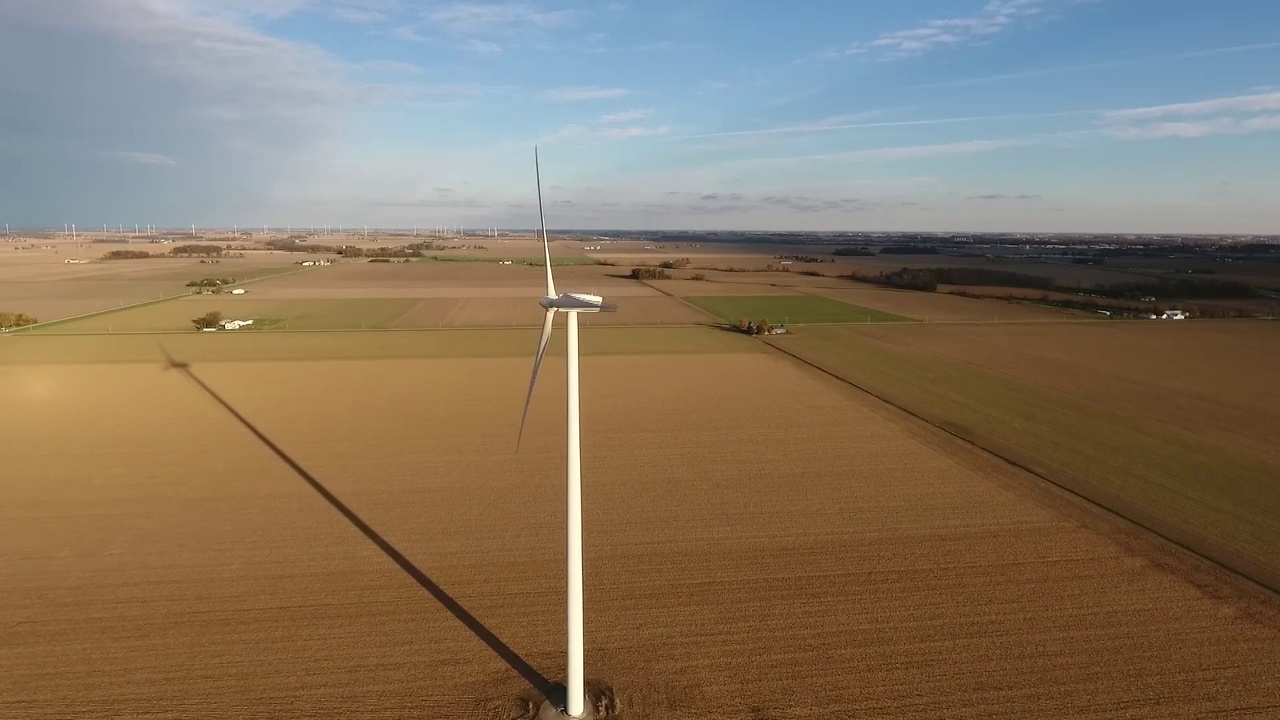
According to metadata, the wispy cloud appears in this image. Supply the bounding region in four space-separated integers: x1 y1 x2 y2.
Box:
109 151 178 166
542 122 668 143
679 109 1094 140
1102 91 1280 122
811 138 1028 163
1100 91 1280 140
812 0 1058 62
460 38 503 55
427 2 579 35
968 193 1042 200
1104 115 1280 140
916 42 1280 89
599 108 651 123
546 86 629 101
597 125 669 139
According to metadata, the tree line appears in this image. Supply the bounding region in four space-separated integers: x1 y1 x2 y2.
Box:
0 311 38 329
851 265 1263 301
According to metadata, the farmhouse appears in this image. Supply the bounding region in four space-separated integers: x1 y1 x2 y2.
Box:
1161 310 1189 320
220 319 254 330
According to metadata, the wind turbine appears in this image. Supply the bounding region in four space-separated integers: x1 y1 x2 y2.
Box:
517 147 614 719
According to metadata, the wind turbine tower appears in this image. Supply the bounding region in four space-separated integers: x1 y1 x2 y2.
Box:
518 147 613 719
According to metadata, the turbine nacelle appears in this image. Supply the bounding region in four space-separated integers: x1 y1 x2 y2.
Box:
541 293 611 313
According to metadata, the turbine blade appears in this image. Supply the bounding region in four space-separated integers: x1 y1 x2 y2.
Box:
517 308 556 451
535 146 556 298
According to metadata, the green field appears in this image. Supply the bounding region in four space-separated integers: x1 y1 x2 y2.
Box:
0 326 759 364
767 324 1280 592
686 295 909 324
419 255 600 266
25 297 419 333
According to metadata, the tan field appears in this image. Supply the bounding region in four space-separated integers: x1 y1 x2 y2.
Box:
4 333 1280 718
389 296 710 328
769 322 1280 591
0 244 303 324
804 286 1082 322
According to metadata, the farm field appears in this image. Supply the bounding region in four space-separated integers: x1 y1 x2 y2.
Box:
686 294 909 324
833 254 1144 287
767 322 1280 591
24 296 420 333
4 336 1280 717
20 286 706 333
0 252 300 323
0 326 753 364
389 296 710 328
804 286 1080 322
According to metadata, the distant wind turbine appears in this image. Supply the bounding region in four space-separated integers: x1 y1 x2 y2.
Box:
517 147 614 719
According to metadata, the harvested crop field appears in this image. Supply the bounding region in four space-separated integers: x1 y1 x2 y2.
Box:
389 296 711 328
805 286 1082 322
0 254 299 323
3 338 1280 718
25 296 420 333
767 322 1280 591
252 260 631 293
686 295 908 324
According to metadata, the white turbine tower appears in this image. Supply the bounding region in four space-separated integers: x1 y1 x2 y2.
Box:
518 147 613 719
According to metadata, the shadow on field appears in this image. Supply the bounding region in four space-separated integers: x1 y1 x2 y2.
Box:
159 346 559 705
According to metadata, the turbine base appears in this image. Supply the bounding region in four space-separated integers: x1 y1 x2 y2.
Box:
537 696 596 720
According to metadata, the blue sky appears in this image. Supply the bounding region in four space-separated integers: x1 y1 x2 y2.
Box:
1 0 1278 233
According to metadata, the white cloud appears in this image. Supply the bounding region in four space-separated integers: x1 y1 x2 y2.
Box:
460 38 503 55
109 151 178 166
597 125 670 139
0 0 353 223
1104 115 1280 140
427 2 578 35
808 138 1027 162
546 86 629 101
599 108 652 123
679 109 1093 140
917 42 1280 90
1103 91 1280 122
542 123 668 143
813 0 1060 62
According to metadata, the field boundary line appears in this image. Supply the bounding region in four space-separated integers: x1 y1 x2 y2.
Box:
637 279 721 322
758 335 1280 600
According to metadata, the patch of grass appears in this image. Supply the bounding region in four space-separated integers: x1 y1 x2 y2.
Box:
527 256 602 267
685 295 910 324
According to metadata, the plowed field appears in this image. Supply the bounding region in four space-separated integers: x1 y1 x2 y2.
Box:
768 322 1280 591
3 335 1279 718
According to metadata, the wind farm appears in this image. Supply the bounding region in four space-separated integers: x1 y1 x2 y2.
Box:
4 151 1280 719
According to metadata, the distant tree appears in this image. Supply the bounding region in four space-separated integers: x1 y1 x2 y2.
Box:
833 247 875 257
186 277 237 287
101 250 156 260
170 244 224 258
192 311 224 330
629 267 671 280
0 311 38 329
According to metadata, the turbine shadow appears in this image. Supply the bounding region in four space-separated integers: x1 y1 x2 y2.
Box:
160 347 557 703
